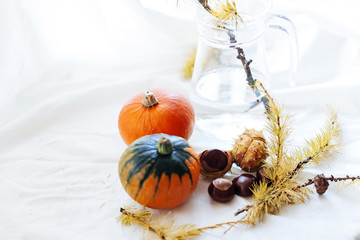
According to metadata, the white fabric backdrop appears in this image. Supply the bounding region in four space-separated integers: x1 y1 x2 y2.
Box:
1 0 360 239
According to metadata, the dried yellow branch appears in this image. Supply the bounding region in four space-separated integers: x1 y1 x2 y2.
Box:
210 0 244 27
289 107 340 178
119 205 249 240
182 50 196 80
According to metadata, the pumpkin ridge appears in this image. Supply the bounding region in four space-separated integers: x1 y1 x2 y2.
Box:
170 152 194 185
134 161 157 201
148 174 162 207
156 149 191 177
128 147 155 161
136 110 148 135
122 148 155 179
163 174 173 209
125 149 157 186
184 151 199 169
127 136 160 194
119 149 137 179
185 156 198 185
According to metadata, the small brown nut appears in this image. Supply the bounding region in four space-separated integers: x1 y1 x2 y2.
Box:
314 174 329 195
256 166 273 185
199 149 233 179
208 178 235 203
232 129 269 172
232 174 257 197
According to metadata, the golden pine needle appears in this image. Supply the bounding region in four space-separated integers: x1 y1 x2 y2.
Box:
265 99 292 169
289 107 341 178
118 207 152 227
210 0 244 27
238 177 312 224
119 206 204 239
254 80 292 170
336 178 360 189
119 205 250 239
182 49 197 80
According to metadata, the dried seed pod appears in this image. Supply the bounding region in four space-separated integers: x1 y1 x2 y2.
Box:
232 129 269 172
314 174 329 195
199 149 233 179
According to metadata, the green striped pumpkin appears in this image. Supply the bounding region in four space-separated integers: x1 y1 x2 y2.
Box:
118 134 200 209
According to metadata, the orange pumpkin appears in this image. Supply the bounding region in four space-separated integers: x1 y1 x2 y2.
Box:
118 134 200 209
118 89 195 145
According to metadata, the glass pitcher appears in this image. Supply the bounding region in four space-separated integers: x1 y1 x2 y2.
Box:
189 0 298 143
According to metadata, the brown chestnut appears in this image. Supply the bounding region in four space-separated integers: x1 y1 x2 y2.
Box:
208 178 235 203
200 149 233 179
256 166 271 182
200 149 228 172
232 174 257 197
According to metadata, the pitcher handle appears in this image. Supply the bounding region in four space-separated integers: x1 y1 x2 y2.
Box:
269 14 299 87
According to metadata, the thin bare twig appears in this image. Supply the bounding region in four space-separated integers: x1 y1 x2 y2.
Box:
296 175 360 189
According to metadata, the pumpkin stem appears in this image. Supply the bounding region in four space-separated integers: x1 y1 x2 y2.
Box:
157 136 173 155
142 90 159 108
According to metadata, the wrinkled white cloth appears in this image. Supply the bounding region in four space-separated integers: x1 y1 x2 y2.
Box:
1 0 360 239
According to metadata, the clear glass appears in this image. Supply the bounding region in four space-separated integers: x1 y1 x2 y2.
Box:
190 0 298 144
